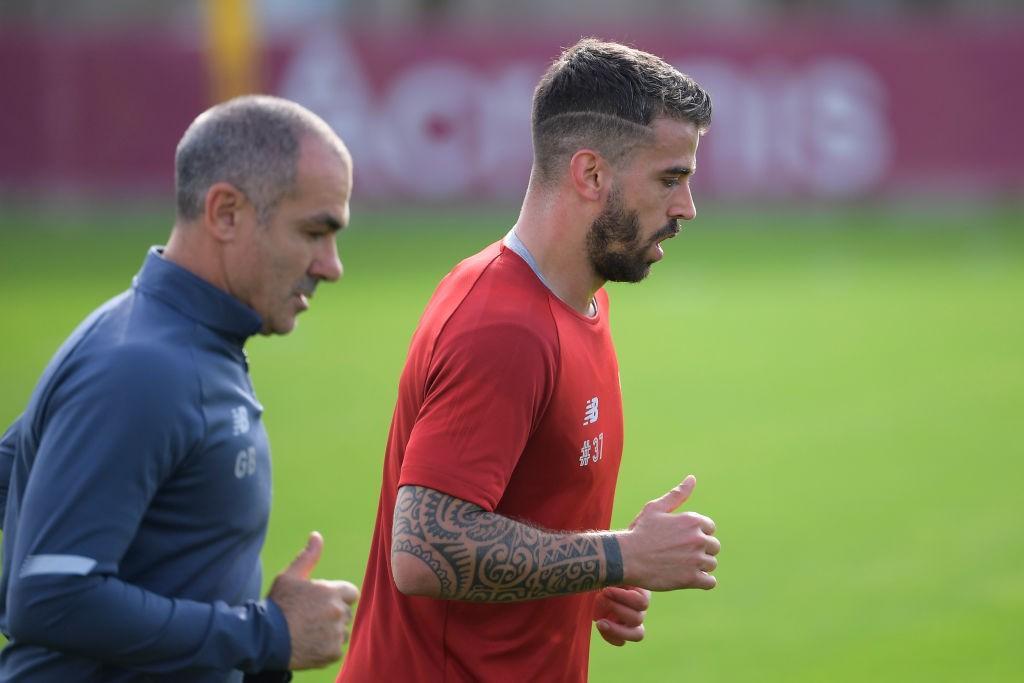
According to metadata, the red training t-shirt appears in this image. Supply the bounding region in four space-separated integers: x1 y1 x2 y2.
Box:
338 240 624 682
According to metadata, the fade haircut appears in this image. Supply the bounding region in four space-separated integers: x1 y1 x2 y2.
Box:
531 38 712 185
175 95 342 223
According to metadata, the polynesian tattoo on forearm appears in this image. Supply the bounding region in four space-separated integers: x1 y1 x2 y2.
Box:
392 485 624 602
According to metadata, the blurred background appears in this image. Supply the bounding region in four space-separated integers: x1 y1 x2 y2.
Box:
1 1 1021 681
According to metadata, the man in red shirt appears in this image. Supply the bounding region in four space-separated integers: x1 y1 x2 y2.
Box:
338 38 719 682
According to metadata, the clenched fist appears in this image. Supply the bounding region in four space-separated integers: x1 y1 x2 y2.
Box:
618 476 721 591
267 532 360 670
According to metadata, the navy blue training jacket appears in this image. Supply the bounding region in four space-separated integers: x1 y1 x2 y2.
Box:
0 248 291 681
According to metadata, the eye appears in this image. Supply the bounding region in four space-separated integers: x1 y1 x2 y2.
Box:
661 177 681 188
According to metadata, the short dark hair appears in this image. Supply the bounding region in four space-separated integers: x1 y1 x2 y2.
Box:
175 95 341 223
531 38 712 184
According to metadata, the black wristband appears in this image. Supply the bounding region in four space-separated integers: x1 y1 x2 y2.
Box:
602 535 624 585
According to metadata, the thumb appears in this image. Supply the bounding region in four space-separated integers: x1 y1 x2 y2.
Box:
646 475 696 514
282 531 323 580
334 580 361 605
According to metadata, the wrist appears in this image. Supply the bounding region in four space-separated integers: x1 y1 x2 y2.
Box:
602 532 626 586
262 598 293 671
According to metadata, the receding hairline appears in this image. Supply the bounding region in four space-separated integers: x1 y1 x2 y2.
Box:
174 95 349 223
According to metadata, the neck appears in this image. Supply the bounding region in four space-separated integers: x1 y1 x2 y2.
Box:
513 182 604 315
163 223 230 293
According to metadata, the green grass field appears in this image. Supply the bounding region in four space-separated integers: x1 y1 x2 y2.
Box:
1 202 1022 681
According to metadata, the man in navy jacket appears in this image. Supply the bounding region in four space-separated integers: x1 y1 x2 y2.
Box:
0 95 358 682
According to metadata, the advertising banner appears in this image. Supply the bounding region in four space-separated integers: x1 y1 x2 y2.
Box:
1 22 1021 202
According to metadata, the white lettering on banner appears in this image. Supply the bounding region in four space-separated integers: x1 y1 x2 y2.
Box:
378 61 480 196
807 60 891 195
277 31 375 172
477 65 536 180
279 30 538 200
278 32 891 200
683 58 891 197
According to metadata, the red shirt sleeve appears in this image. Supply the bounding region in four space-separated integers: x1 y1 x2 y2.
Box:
399 319 558 511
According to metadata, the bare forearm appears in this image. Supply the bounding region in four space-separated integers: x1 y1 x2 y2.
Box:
392 485 623 601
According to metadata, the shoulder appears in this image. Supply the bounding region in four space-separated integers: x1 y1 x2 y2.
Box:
31 289 196 406
81 286 199 379
93 340 195 384
432 294 559 390
415 241 559 361
448 245 558 341
56 333 201 422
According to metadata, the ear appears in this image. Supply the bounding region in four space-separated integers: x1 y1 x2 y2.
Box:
202 182 252 243
567 149 610 203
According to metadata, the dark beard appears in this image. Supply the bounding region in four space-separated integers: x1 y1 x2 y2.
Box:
587 189 670 283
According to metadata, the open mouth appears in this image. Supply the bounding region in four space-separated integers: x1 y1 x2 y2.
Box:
659 226 681 243
651 226 681 261
294 278 319 310
653 221 681 246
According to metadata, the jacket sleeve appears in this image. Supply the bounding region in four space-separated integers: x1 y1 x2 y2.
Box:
0 415 20 530
4 345 290 675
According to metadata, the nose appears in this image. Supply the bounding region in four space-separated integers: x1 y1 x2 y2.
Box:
671 184 697 222
311 236 343 282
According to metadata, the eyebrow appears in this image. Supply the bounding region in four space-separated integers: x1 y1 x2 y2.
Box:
663 166 695 176
300 213 345 233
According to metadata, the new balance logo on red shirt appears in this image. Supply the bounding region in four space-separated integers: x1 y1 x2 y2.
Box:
580 397 603 466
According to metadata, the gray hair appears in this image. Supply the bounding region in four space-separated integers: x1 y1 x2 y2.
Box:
532 38 712 185
175 95 343 223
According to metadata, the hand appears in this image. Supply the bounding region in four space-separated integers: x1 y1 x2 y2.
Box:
266 531 360 670
593 586 651 646
618 475 720 591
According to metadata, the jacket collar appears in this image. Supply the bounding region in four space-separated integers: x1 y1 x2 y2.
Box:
133 247 263 343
